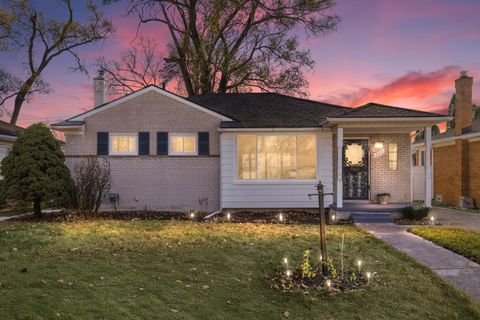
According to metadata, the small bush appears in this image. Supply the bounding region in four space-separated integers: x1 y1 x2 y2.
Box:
402 204 429 221
71 158 111 213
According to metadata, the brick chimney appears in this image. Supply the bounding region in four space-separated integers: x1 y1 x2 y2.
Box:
93 70 107 107
454 71 473 136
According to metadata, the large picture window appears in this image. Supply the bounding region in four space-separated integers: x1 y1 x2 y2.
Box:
110 134 138 155
237 134 316 180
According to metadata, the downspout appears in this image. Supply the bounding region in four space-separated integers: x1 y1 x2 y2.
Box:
204 208 223 220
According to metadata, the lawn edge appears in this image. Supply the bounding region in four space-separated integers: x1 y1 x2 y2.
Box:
408 227 480 265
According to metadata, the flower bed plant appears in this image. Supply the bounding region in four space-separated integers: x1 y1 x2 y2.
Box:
271 248 372 295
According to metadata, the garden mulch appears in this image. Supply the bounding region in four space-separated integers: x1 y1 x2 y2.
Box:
12 209 336 225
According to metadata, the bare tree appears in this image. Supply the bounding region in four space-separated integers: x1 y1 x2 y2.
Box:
97 37 171 94
0 0 114 124
0 68 50 117
71 158 112 213
106 0 340 97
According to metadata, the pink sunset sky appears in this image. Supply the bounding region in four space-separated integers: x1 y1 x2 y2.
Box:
1 0 479 129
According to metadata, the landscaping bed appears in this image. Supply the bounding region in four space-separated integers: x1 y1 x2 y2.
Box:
12 209 325 224
213 210 322 224
410 227 480 264
0 220 479 319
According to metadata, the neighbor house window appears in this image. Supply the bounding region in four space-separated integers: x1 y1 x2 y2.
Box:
388 143 398 170
110 134 138 155
237 134 316 180
169 133 197 155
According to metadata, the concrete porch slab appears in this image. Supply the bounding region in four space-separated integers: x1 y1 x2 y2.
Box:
332 202 410 212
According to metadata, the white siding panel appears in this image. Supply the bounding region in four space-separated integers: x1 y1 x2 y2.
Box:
220 131 334 208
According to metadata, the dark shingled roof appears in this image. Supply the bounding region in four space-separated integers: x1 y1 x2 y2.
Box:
0 120 24 137
52 86 449 129
336 102 446 118
414 119 480 144
187 93 350 128
188 94 446 128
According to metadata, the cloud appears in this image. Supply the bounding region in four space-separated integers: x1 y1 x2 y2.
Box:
322 66 463 113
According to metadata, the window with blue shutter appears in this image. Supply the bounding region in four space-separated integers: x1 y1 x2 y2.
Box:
198 132 209 155
139 132 150 155
97 132 109 155
157 132 168 155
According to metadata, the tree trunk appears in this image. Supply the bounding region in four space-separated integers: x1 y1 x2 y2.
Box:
33 198 42 218
10 75 37 125
10 92 27 125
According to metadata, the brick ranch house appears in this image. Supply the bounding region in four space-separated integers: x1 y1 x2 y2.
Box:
52 73 449 213
413 71 479 208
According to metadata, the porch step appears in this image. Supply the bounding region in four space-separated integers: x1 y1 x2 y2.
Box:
351 213 394 224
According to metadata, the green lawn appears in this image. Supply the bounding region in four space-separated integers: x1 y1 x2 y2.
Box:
0 220 479 320
410 227 480 264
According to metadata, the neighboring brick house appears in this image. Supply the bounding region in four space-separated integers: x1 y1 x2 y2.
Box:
52 73 448 212
413 71 479 208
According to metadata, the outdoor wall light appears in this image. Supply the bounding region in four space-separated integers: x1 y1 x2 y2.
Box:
374 141 384 149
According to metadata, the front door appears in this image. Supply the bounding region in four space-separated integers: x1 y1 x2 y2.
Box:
343 139 369 200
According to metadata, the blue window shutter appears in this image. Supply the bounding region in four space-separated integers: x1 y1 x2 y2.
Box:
139 132 150 155
97 132 109 155
157 132 168 155
198 132 209 155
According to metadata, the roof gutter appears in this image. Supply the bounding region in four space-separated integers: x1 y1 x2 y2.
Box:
412 131 480 147
50 125 84 130
326 116 452 123
218 127 327 132
0 134 17 142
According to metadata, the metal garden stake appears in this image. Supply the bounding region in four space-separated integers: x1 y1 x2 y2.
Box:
309 180 333 276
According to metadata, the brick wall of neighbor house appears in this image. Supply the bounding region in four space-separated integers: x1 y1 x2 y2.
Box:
333 133 411 203
64 90 221 211
433 139 478 207
468 141 480 204
433 144 459 205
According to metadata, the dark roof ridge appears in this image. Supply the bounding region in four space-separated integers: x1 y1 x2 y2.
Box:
358 102 446 117
190 91 351 110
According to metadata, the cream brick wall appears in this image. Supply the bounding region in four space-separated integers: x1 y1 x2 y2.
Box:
333 132 411 203
64 90 221 211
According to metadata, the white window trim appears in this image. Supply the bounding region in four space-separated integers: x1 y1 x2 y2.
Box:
169 133 198 156
234 132 318 182
109 133 138 156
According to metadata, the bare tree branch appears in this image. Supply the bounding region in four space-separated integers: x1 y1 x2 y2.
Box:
117 0 340 97
97 37 170 94
0 0 114 124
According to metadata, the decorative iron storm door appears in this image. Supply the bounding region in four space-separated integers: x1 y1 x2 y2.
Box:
342 139 369 200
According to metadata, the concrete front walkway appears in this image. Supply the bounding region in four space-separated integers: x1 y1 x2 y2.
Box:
0 212 31 222
357 222 480 300
431 206 480 231
0 209 63 222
